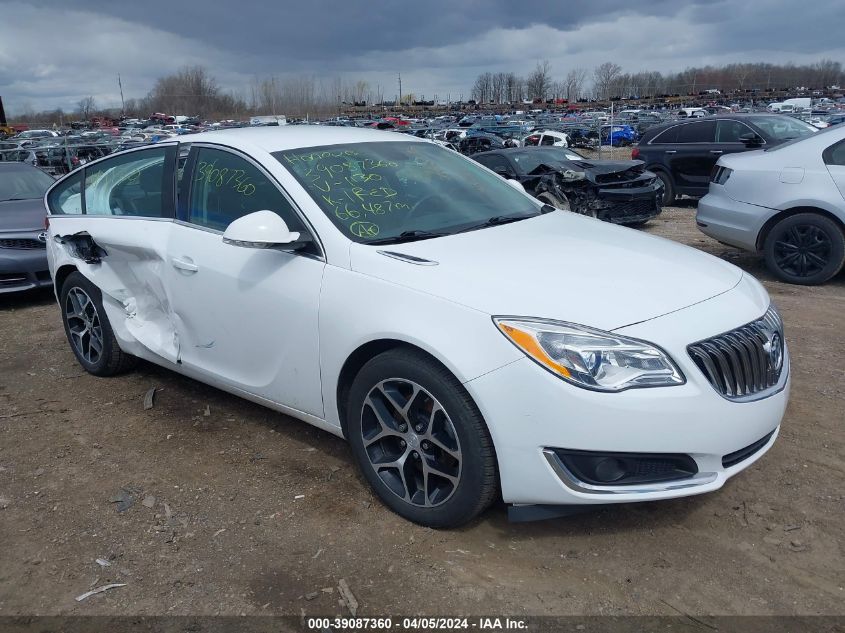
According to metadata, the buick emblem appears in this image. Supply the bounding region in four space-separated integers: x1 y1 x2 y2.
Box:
764 331 784 372
37 231 48 243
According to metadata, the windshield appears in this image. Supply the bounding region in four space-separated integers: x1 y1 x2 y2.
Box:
274 141 540 243
509 148 586 173
764 120 844 152
749 116 816 141
0 166 54 201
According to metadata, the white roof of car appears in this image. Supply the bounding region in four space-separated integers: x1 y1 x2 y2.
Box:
185 125 416 153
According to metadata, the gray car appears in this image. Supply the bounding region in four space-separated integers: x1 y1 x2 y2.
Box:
697 125 845 285
0 163 54 293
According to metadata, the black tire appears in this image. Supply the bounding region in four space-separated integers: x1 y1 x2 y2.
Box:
654 170 675 206
536 191 571 213
621 219 650 228
60 271 138 376
763 213 845 285
346 349 498 528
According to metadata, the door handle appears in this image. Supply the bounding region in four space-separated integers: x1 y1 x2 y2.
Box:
710 150 724 154
664 150 677 154
172 257 198 273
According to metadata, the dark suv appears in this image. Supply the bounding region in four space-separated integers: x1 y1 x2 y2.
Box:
633 114 817 204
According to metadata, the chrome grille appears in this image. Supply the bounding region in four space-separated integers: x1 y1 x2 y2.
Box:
688 306 785 399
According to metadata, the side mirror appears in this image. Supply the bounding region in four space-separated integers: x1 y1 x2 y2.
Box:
505 178 527 194
739 132 763 147
223 210 302 249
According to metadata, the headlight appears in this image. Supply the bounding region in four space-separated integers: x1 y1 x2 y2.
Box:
494 318 685 392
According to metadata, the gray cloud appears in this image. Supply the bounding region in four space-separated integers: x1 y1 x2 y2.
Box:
1 0 843 113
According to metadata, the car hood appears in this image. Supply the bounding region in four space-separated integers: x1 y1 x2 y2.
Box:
0 198 48 232
349 211 744 331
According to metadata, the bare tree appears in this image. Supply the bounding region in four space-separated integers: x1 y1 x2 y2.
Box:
491 72 508 104
525 60 552 101
563 68 587 100
593 62 622 100
147 66 222 116
472 72 493 104
76 96 96 120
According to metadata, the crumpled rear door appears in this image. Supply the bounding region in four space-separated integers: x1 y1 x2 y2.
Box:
48 144 182 364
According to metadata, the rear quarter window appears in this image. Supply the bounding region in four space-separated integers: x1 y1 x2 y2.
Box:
823 139 845 166
47 170 83 215
648 125 680 144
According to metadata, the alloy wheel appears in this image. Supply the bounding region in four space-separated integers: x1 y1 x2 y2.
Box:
360 378 462 507
773 224 832 278
65 287 104 365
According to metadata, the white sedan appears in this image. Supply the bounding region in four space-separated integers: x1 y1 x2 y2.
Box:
45 127 789 527
697 124 845 284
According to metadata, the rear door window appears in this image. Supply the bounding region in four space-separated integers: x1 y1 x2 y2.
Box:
83 146 175 217
676 121 716 143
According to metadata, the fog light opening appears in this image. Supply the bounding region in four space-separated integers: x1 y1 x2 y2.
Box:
593 457 626 482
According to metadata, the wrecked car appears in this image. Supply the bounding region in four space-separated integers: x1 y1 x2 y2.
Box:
473 147 663 226
44 128 788 528
457 132 506 156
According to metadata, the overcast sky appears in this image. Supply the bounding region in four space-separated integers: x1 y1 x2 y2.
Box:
2 0 844 114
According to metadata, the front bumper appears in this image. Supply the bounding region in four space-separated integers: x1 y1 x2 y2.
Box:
0 235 52 294
696 186 775 252
466 275 789 506
594 181 663 224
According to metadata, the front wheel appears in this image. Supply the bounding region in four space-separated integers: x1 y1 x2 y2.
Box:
346 349 498 528
654 170 675 206
536 191 572 213
763 213 845 285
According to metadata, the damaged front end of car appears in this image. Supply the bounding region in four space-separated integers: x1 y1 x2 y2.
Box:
530 160 664 226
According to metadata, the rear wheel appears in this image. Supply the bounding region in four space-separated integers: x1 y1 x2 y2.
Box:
763 213 845 285
346 349 498 528
60 272 137 376
654 170 675 206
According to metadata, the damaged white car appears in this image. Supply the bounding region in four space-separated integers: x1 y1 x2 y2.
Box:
45 127 789 527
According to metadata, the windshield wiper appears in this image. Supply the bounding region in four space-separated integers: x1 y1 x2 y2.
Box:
367 229 449 245
453 211 544 235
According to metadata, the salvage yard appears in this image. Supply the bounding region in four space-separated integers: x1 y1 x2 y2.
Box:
0 205 843 618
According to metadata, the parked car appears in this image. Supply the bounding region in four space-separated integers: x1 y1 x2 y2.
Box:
634 114 818 205
0 163 54 293
457 133 505 155
697 124 845 284
45 127 788 527
15 129 59 140
473 147 663 226
523 130 569 148
600 124 638 146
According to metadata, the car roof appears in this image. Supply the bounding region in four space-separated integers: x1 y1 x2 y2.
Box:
639 113 776 139
0 161 43 173
183 125 422 153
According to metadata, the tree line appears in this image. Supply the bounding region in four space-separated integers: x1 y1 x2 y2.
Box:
9 58 845 126
472 59 845 103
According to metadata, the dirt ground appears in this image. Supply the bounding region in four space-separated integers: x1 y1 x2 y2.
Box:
0 205 843 619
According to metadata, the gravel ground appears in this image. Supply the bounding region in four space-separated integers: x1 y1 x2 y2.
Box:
0 205 843 618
